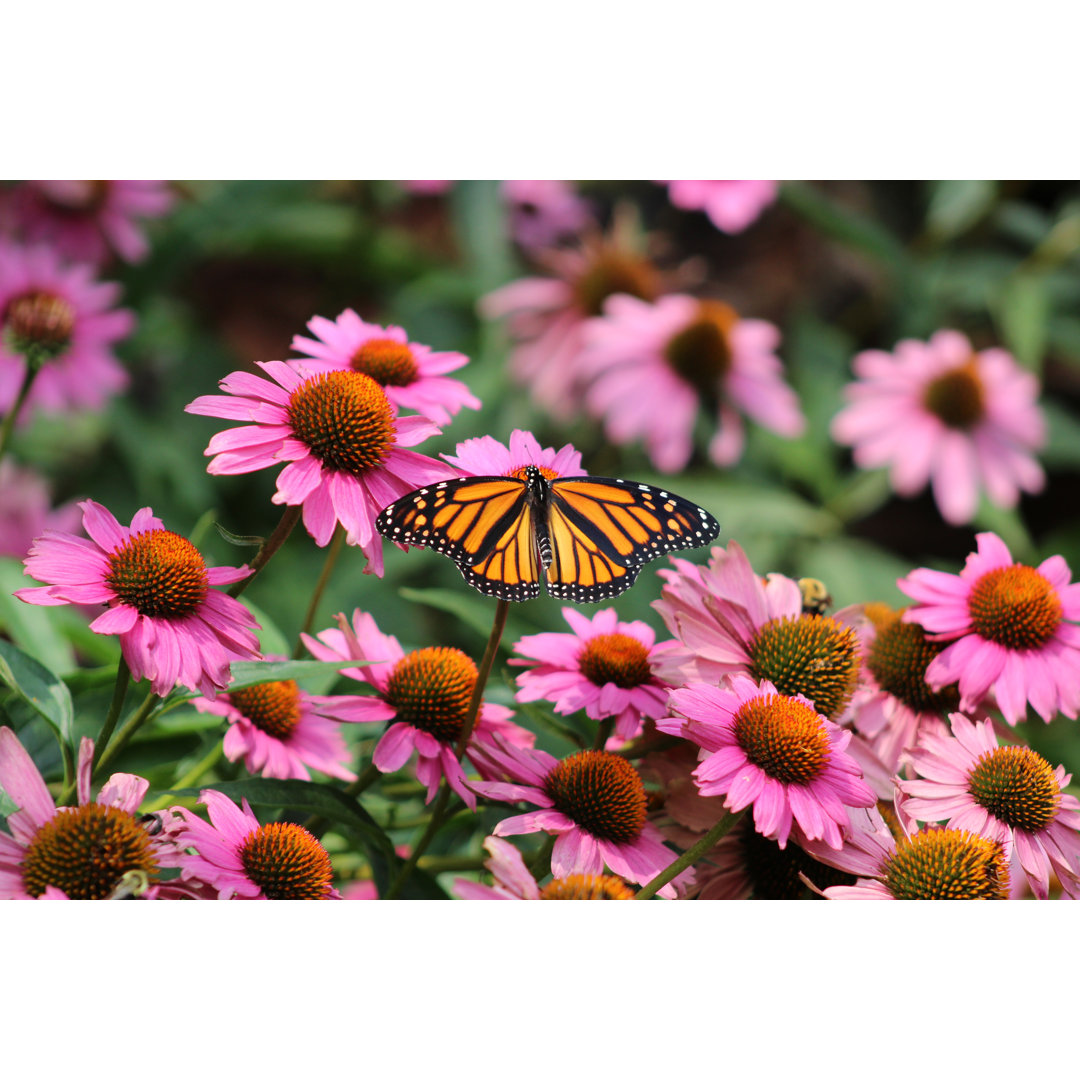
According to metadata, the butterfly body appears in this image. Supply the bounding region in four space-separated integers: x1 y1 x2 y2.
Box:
377 465 719 604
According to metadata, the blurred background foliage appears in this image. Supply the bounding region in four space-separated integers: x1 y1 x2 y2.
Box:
4 178 1080 800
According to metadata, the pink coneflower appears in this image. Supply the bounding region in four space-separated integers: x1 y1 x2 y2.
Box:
898 532 1080 726
653 540 864 724
658 675 877 850
0 459 81 560
0 241 134 420
501 180 591 251
801 805 1011 899
479 228 661 418
442 428 586 478
661 180 779 233
301 609 532 809
185 360 456 572
510 606 673 742
167 789 339 899
453 836 635 900
469 737 692 897
0 180 174 265
0 730 185 899
847 601 963 772
581 293 804 472
193 661 355 781
15 499 261 698
831 330 1045 525
290 308 480 425
897 713 1080 898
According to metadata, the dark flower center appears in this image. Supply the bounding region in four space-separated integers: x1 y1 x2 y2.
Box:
967 746 1059 832
287 371 396 476
543 750 648 843
578 632 652 689
865 603 959 714
228 680 302 740
731 693 832 785
664 299 738 405
384 647 477 744
967 564 1062 650
21 804 159 900
105 528 209 619
350 338 419 387
922 358 986 430
748 614 860 721
883 829 1008 899
573 249 659 317
239 822 334 899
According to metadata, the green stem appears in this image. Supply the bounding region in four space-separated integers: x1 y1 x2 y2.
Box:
592 717 614 751
633 808 746 901
92 658 131 772
455 598 509 757
93 690 160 779
228 505 302 600
383 786 456 900
141 742 225 813
292 523 345 659
417 855 487 873
528 835 556 880
0 363 39 463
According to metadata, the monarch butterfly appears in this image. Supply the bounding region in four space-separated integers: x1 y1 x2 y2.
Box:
376 466 720 603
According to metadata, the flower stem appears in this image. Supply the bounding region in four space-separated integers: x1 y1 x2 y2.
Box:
93 690 160 779
592 717 615 751
292 522 345 659
0 364 39 463
228 505 302 600
632 808 746 901
142 741 224 813
383 786 456 900
455 597 509 758
92 658 131 773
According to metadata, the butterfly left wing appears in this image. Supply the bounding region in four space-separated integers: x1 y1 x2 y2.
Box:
544 477 720 603
376 476 542 601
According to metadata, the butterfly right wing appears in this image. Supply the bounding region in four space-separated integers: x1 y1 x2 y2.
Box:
376 476 541 601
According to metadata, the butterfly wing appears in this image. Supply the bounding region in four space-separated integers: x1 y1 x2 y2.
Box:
544 477 720 603
376 476 542 601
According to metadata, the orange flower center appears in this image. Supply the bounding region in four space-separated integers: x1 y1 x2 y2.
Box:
967 746 1060 832
578 632 652 689
664 299 739 404
883 829 1008 899
922 357 986 430
865 603 959 713
287 371 396 477
21 804 159 899
385 646 477 744
542 750 648 843
350 338 419 387
239 822 335 899
105 528 209 619
540 874 635 899
967 564 1062 650
732 693 832 785
3 290 76 360
573 248 660 317
748 614 861 721
227 680 302 740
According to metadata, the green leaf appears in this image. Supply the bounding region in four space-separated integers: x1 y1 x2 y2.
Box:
799 538 911 609
225 659 378 691
993 272 1049 371
214 522 265 547
399 587 528 648
0 786 18 818
926 180 998 240
236 598 291 659
1041 401 1080 467
0 639 75 754
0 558 77 675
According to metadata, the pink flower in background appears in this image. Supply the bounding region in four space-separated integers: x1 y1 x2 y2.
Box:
479 231 660 418
15 500 260 698
898 532 1080 725
0 180 174 264
0 731 185 899
185 360 456 572
167 789 339 899
193 662 356 781
442 428 586 478
290 308 480 425
582 293 804 472
501 180 591 251
302 610 532 809
831 330 1045 525
0 459 81 560
659 676 876 849
470 736 692 897
511 606 673 742
661 180 778 233
453 836 635 900
0 241 134 419
897 713 1080 898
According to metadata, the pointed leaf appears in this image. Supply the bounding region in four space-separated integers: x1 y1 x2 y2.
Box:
0 639 75 754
